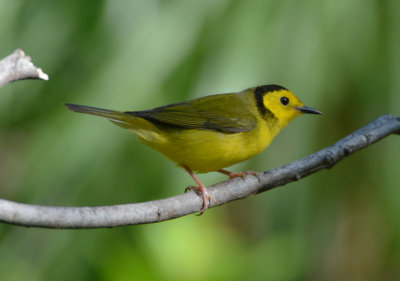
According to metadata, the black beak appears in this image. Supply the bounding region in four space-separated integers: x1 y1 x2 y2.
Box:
297 106 322 115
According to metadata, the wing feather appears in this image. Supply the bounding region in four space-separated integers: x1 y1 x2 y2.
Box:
125 94 256 134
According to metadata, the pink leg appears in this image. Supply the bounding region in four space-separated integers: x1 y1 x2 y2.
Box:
218 169 261 181
183 165 216 214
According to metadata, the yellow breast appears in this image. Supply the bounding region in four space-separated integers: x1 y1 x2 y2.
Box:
133 117 280 173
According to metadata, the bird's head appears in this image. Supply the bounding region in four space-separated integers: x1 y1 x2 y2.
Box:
255 84 321 126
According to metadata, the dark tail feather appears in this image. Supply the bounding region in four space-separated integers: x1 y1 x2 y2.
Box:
64 103 126 123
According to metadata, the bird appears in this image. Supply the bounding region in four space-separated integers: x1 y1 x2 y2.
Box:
65 84 321 214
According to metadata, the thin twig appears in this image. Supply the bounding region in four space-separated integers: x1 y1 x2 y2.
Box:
0 114 398 229
0 49 49 88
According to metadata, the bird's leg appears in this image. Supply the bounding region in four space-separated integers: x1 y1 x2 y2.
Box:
183 165 216 214
218 169 261 182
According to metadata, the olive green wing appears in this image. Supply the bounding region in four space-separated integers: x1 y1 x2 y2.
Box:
125 93 257 134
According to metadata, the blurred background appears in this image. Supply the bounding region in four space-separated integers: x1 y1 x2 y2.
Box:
0 0 399 280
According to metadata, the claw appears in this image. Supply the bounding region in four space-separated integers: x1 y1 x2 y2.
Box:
185 185 196 193
185 186 216 215
218 169 261 182
183 165 216 214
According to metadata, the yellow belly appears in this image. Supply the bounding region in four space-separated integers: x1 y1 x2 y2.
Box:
131 121 278 173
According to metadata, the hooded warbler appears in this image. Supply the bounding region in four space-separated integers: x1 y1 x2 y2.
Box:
65 84 321 213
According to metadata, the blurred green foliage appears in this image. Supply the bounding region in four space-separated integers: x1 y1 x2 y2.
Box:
0 0 399 280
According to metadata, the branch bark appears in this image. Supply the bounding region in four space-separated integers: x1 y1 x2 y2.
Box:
0 114 399 229
0 49 49 87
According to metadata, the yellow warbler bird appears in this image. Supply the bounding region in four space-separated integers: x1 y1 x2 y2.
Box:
65 84 321 213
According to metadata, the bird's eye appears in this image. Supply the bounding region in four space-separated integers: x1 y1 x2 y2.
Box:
280 96 289 106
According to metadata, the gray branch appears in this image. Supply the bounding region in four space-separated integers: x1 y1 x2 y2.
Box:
0 49 49 88
0 114 399 229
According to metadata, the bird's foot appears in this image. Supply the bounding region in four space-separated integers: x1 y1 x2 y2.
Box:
183 165 216 215
185 185 216 215
218 169 261 182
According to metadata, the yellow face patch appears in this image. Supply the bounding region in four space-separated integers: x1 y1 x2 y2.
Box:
262 89 304 124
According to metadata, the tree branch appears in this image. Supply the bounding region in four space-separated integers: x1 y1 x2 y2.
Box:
0 114 398 229
0 49 49 88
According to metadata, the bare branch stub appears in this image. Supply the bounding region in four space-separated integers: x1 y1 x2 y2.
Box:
0 49 49 88
0 114 399 229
